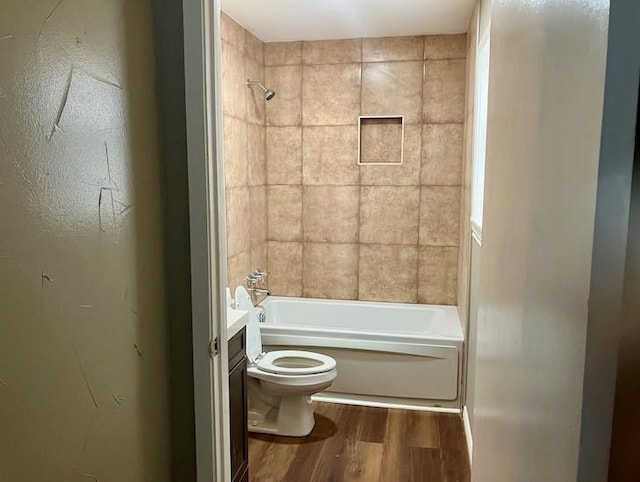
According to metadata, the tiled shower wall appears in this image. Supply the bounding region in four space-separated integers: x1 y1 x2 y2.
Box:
221 14 269 290
264 36 466 304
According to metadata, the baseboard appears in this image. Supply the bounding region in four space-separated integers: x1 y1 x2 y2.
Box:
462 406 473 465
312 392 461 414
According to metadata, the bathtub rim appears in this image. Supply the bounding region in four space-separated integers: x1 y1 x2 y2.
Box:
259 295 464 343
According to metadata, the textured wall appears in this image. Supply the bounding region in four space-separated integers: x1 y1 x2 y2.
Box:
472 0 609 480
0 0 171 480
221 13 268 291
151 0 197 477
263 36 466 304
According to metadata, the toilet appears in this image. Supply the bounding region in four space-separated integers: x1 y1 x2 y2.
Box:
235 286 337 437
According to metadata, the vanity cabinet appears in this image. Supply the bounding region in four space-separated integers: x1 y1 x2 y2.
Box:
229 327 248 482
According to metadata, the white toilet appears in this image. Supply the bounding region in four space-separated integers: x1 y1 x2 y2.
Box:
235 287 337 437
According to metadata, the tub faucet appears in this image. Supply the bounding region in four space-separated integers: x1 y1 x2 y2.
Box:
247 270 268 285
246 269 270 304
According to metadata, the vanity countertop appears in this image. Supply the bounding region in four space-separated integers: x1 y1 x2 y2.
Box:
227 308 248 340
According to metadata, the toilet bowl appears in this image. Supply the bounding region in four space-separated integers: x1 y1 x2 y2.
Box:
235 286 337 437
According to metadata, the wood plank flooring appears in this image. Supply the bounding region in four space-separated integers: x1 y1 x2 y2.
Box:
248 402 470 482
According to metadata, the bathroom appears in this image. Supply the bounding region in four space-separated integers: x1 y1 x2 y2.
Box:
220 0 479 480
0 0 632 480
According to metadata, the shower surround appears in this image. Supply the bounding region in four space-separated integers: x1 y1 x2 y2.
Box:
221 14 466 305
222 13 268 291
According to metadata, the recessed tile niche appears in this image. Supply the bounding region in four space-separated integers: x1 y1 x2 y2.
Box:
358 116 404 165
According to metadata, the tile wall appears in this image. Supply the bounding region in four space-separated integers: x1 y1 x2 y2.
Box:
221 13 268 290
263 35 467 304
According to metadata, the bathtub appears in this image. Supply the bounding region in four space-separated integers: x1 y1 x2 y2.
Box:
258 296 464 409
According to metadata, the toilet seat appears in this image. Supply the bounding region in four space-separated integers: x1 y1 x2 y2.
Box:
247 364 336 387
257 350 336 375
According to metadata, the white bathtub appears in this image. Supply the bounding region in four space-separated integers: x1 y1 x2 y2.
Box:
258 297 464 408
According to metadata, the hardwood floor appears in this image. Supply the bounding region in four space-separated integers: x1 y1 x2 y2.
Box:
248 402 470 482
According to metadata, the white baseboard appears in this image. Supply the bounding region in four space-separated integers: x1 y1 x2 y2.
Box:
462 406 473 465
312 392 461 414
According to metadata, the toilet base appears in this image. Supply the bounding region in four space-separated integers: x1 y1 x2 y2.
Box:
248 376 325 437
248 393 316 437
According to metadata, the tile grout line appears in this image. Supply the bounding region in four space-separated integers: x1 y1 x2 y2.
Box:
242 26 250 264
256 119 465 128
415 40 425 303
299 52 306 297
261 38 268 274
263 38 272 287
356 38 364 301
264 183 463 188
268 240 460 249
263 56 467 68
416 49 426 303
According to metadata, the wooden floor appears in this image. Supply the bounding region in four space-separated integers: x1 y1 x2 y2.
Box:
248 402 470 482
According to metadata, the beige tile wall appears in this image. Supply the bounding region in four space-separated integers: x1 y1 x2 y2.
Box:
221 13 268 290
265 34 466 305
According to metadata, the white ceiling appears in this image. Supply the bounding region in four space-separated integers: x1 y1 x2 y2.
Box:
221 0 476 42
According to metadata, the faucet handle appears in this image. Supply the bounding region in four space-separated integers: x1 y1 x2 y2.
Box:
246 273 260 287
251 269 269 279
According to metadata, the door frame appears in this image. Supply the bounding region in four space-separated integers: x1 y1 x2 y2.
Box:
577 0 640 479
183 0 230 480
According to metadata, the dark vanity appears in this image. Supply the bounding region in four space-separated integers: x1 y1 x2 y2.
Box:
229 326 248 482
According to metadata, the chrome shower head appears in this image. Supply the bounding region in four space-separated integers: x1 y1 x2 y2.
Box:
246 79 277 101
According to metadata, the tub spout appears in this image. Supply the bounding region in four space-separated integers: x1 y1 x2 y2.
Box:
251 288 271 296
248 287 270 306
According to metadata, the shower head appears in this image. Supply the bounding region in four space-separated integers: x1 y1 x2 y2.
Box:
246 79 276 101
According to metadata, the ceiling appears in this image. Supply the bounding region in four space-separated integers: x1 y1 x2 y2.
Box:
221 0 476 42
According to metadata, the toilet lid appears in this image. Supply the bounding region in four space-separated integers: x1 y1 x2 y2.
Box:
234 286 262 362
257 350 336 375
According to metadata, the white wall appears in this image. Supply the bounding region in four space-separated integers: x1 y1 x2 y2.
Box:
461 0 489 435
472 1 609 480
466 238 481 428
